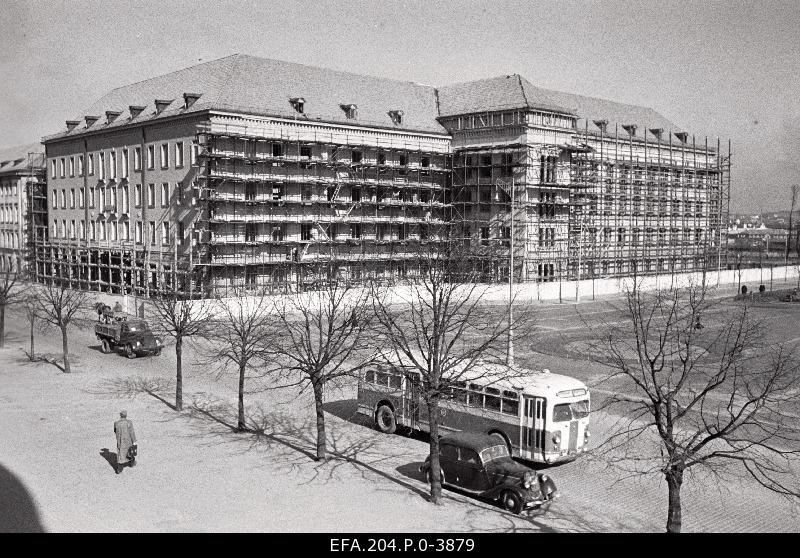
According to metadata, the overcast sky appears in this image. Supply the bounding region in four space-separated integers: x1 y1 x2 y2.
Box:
1 0 797 212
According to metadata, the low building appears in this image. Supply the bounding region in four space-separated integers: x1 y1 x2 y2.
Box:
0 143 45 272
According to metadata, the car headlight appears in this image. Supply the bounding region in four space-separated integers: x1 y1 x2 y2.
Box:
135 341 141 346
584 429 590 439
523 471 534 489
552 431 561 445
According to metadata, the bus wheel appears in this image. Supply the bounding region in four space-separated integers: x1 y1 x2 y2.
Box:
489 431 511 454
500 490 523 514
375 405 397 434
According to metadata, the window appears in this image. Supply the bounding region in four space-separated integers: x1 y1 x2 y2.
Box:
110 150 117 179
272 184 283 201
51 160 56 179
350 223 361 239
271 225 284 242
69 157 75 177
89 187 96 208
70 220 75 239
110 222 118 241
351 186 361 202
398 224 407 240
122 186 129 213
160 144 169 168
351 150 362 164
149 221 156 244
191 144 199 166
78 155 84 176
161 183 170 207
300 146 312 159
79 188 85 208
135 184 142 207
301 223 312 241
484 387 502 412
399 154 407 166
440 444 458 462
135 221 142 243
147 145 154 169
175 142 184 168
51 190 57 209
148 183 155 208
70 189 75 208
480 226 490 245
99 221 106 240
131 146 141 172
177 222 185 245
421 156 430 168
88 153 94 176
99 151 105 179
90 221 96 241
123 221 130 241
60 189 66 209
378 152 386 165
79 220 85 239
122 149 128 178
272 143 283 157
501 390 519 416
162 222 169 245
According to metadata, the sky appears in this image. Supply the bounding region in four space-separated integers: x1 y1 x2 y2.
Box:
1 0 798 212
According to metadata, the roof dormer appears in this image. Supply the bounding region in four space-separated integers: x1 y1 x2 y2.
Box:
290 97 305 114
129 105 146 119
593 119 608 133
621 124 637 137
340 104 357 119
65 120 80 132
105 111 122 124
674 132 688 143
85 115 100 127
388 110 404 125
183 92 202 109
154 99 173 114
649 128 664 140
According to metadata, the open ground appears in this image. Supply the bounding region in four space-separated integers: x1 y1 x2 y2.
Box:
1 288 799 532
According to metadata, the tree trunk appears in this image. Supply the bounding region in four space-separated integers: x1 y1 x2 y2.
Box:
237 362 246 431
0 303 5 349
426 398 443 504
665 466 684 533
175 336 183 411
61 325 70 373
312 378 326 461
29 316 35 360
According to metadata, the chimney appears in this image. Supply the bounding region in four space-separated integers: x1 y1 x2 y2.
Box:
183 92 202 109
649 128 664 140
65 120 80 132
105 110 122 124
674 132 688 143
154 99 173 114
621 124 637 136
289 97 305 114
84 115 100 127
593 119 608 133
129 105 146 119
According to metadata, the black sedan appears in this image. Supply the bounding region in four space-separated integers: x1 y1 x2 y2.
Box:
419 432 557 514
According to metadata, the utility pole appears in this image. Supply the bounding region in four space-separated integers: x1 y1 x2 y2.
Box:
497 177 515 367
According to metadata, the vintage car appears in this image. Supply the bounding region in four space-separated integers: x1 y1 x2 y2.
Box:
420 432 557 514
94 314 163 358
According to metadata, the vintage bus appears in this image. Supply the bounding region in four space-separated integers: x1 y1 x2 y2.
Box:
357 362 590 464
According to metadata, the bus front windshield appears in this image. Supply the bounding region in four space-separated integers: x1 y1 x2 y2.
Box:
479 444 510 463
552 399 590 422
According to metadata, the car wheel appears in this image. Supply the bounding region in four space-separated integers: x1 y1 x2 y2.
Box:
101 339 111 354
500 490 523 514
375 404 397 434
154 349 161 356
125 344 137 359
426 468 445 486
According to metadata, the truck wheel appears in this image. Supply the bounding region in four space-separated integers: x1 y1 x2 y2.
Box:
125 345 137 359
500 490 523 514
101 339 111 354
154 349 161 356
375 404 397 434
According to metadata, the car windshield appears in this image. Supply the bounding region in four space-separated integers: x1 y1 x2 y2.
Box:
479 444 510 463
127 321 150 333
553 399 590 422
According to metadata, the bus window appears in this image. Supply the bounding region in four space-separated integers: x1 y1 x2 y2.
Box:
552 403 572 422
467 384 483 407
376 371 389 386
571 399 590 418
388 374 402 390
485 387 501 412
501 390 518 416
365 370 375 383
451 382 468 404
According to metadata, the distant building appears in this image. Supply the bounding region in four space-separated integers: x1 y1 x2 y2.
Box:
727 224 788 253
0 144 45 272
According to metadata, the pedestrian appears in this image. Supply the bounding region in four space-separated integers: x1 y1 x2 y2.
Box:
113 410 137 474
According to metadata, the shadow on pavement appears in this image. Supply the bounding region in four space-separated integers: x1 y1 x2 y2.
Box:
0 462 46 532
99 448 118 472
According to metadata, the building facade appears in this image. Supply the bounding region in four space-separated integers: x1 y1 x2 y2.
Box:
38 55 729 296
0 144 45 272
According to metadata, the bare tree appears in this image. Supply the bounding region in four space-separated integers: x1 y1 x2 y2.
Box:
0 268 27 349
591 278 800 532
201 284 272 431
372 244 533 504
35 280 89 373
787 184 798 264
148 290 214 411
22 291 44 360
264 271 376 460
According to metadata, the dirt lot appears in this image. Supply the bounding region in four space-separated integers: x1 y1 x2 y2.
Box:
1 293 799 532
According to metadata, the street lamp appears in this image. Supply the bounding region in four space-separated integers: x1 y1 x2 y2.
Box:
573 200 591 301
496 177 515 366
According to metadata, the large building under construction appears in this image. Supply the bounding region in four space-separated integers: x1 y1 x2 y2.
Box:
37 54 729 296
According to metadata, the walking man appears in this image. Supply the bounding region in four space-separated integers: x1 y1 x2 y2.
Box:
114 410 137 474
